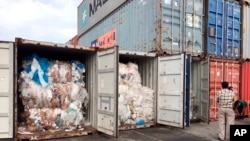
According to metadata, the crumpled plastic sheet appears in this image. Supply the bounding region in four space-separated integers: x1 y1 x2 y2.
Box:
119 62 141 86
27 102 86 131
21 54 86 87
118 62 154 126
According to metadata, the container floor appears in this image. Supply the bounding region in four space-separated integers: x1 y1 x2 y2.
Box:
17 126 96 141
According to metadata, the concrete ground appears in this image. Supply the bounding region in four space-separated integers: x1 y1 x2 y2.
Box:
45 118 250 141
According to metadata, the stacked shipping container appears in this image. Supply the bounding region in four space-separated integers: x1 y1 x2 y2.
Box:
241 0 250 117
206 0 244 120
2 0 250 140
209 59 240 120
77 0 246 122
206 0 241 58
78 0 203 55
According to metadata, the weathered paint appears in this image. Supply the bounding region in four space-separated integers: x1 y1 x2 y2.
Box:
206 0 241 59
242 1 250 59
14 38 99 140
78 0 204 56
209 59 240 120
157 54 185 128
241 62 250 117
78 0 127 35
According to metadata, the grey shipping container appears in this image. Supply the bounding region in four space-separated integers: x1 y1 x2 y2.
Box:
77 0 204 56
0 38 213 140
242 0 250 59
0 38 120 140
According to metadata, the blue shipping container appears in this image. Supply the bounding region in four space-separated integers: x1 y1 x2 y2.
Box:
77 0 203 55
207 0 241 58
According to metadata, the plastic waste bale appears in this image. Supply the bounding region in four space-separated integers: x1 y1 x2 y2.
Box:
18 54 89 132
19 76 53 109
54 83 89 110
61 101 84 128
47 61 72 84
118 62 155 126
70 60 85 84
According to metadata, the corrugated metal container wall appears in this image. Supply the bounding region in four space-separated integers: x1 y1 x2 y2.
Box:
78 0 203 55
78 0 158 52
189 58 202 120
242 1 250 59
206 0 241 59
71 35 78 46
209 59 223 120
209 59 240 120
241 62 250 117
183 0 203 55
162 0 203 55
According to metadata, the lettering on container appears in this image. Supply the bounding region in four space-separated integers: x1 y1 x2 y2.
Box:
91 29 116 48
89 0 109 17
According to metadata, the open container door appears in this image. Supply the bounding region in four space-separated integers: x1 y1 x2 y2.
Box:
0 42 14 138
200 59 210 123
96 46 118 137
157 54 186 128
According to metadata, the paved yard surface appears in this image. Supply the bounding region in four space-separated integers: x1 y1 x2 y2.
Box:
46 118 250 141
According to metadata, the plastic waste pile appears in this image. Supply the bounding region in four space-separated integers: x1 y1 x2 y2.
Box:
18 54 89 133
118 62 154 126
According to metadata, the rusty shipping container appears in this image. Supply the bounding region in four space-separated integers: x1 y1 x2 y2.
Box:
241 61 250 117
0 38 121 140
205 0 242 59
209 58 240 121
77 0 204 56
1 38 195 140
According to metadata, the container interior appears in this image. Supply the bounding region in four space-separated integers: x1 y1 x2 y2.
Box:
16 43 97 135
118 53 157 128
190 58 202 120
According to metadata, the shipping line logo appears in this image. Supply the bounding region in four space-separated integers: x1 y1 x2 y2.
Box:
81 4 88 28
81 0 109 28
91 29 116 48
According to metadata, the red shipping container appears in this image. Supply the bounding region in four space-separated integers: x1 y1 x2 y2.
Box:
71 35 78 46
241 62 250 117
209 59 240 120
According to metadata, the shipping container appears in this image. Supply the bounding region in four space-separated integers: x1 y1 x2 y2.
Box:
65 35 78 47
206 0 241 59
118 50 157 130
0 38 120 140
184 56 211 123
209 58 240 120
185 57 241 122
118 51 192 129
71 35 78 46
1 38 202 140
77 0 203 56
242 1 250 59
241 61 250 117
